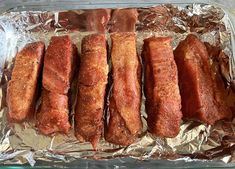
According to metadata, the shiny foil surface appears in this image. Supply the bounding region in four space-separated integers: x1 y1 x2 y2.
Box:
0 4 235 166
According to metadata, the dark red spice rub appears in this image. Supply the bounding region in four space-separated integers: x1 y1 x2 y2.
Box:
174 34 232 125
7 42 45 122
75 34 108 148
142 37 182 137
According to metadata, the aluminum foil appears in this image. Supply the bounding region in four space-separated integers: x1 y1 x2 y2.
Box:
0 4 235 167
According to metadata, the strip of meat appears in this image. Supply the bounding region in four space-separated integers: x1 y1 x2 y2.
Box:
85 9 111 33
7 42 45 122
109 9 138 32
137 6 180 32
38 35 78 135
142 37 182 137
42 35 75 95
59 9 111 33
174 34 232 124
75 34 108 148
37 90 70 134
105 33 142 146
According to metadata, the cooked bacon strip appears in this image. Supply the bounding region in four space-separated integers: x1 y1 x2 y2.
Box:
142 37 182 137
7 42 45 122
42 35 74 95
38 35 78 135
105 32 142 146
75 34 108 148
109 9 138 32
174 34 232 124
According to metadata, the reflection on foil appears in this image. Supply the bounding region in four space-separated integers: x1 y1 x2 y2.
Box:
0 4 234 167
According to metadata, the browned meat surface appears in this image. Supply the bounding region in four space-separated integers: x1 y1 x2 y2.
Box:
75 34 108 149
105 33 142 146
38 35 78 135
37 90 70 135
43 35 74 95
7 42 45 122
142 37 182 137
109 9 138 32
174 34 232 124
59 9 111 33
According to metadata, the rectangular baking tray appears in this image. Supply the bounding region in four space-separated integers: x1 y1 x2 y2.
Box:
0 0 235 168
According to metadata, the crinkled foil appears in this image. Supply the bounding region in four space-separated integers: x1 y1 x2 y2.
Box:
0 4 235 167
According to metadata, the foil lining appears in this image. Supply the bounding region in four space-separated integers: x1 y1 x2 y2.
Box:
0 4 235 166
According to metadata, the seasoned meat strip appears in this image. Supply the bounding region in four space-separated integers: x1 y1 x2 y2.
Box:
7 42 45 122
59 9 111 33
42 35 74 95
105 32 142 146
75 34 108 148
37 90 70 135
142 37 182 137
38 35 78 135
109 9 138 32
174 34 232 124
